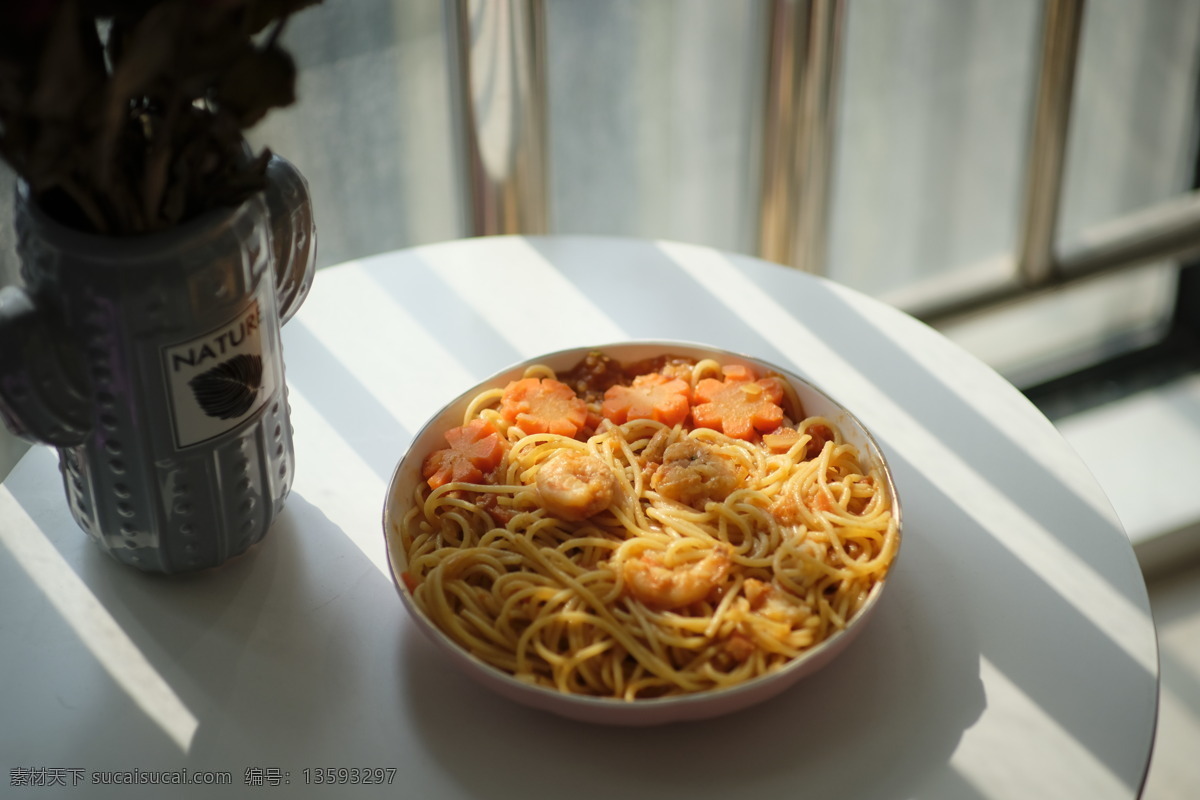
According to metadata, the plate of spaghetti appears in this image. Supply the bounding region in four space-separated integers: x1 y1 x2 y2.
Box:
383 341 901 725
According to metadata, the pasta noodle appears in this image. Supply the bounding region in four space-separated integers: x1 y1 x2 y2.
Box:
396 351 899 700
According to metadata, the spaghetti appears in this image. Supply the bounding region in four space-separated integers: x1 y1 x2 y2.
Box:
395 351 898 699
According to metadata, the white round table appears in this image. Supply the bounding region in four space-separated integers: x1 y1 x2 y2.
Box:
0 236 1158 798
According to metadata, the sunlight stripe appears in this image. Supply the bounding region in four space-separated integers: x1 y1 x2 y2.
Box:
287 387 390 578
414 237 627 357
951 656 1132 798
861 296 1119 523
0 486 198 752
300 263 477 429
658 240 1157 676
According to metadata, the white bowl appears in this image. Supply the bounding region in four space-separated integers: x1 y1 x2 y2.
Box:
382 340 902 725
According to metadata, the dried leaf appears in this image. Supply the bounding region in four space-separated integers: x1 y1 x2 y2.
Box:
0 2 62 62
29 0 106 120
107 2 180 101
0 0 323 235
245 0 322 35
213 44 295 128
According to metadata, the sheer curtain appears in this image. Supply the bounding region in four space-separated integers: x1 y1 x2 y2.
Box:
248 0 1199 383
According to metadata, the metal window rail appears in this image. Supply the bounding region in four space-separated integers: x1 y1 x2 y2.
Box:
452 0 1200 328
452 0 549 236
757 0 845 273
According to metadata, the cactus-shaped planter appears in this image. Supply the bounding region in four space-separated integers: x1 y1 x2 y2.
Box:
0 156 316 573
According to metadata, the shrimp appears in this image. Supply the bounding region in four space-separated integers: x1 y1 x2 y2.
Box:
640 427 672 466
723 631 757 663
536 450 616 521
650 439 738 509
742 577 773 610
622 546 732 609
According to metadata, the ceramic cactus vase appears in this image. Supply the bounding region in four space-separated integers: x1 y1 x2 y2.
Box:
0 155 316 573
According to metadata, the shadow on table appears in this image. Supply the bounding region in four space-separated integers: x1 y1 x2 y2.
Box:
42 490 395 770
400 513 987 800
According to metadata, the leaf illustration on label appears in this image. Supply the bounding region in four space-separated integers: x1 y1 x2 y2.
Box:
188 354 264 420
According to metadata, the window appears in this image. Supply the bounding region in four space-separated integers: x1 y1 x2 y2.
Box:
243 0 1200 391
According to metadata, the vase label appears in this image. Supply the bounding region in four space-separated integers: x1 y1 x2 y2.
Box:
161 297 275 449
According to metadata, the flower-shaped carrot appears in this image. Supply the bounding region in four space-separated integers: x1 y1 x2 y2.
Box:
423 418 505 489
691 364 784 441
601 372 691 426
498 377 588 438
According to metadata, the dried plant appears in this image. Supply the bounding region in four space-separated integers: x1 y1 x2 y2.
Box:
0 0 321 235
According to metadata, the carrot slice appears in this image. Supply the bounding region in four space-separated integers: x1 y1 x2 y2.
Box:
691 365 784 440
601 372 691 426
498 377 588 437
423 418 505 489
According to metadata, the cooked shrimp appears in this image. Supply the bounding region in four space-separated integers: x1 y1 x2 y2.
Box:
622 546 732 609
743 577 773 610
536 450 616 521
650 439 738 508
640 427 672 466
723 631 757 663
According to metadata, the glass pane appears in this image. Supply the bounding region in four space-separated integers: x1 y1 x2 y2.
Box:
1058 0 1200 253
545 0 765 254
939 0 1200 384
248 0 462 269
828 0 1040 297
